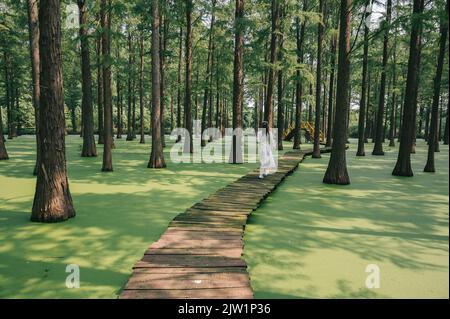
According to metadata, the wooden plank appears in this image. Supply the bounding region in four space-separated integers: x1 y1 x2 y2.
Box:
149 238 243 249
169 220 245 229
144 247 243 258
120 287 253 299
132 267 247 274
158 232 243 242
165 225 243 233
135 255 247 268
124 272 250 290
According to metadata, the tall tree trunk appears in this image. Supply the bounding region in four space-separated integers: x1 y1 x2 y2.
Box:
101 0 113 172
277 5 285 151
170 95 174 131
356 1 371 156
0 99 8 160
31 0 75 222
27 0 40 172
201 0 216 147
323 0 351 185
96 34 104 144
78 0 97 157
443 99 449 145
230 0 245 164
424 0 448 172
264 0 280 129
139 31 145 144
184 0 193 153
392 0 424 176
176 26 183 142
389 33 398 147
326 32 337 148
364 72 371 143
148 0 166 168
160 13 168 147
312 0 324 158
126 31 134 141
372 0 392 155
116 47 123 139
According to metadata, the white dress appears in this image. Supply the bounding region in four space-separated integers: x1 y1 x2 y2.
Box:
257 130 277 175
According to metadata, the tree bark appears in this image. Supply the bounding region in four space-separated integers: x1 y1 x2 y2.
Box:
312 0 324 158
96 34 104 144
392 0 424 176
264 0 279 129
176 26 183 142
372 0 392 155
0 100 8 160
101 0 113 172
277 5 285 151
201 0 216 147
27 0 40 172
424 0 448 172
183 0 193 154
78 0 97 157
126 31 134 141
116 47 123 139
31 0 75 222
139 31 145 144
323 0 351 185
160 13 168 148
230 0 245 164
148 0 166 168
356 1 371 156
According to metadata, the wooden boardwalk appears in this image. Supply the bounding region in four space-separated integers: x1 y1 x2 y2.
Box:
120 148 331 299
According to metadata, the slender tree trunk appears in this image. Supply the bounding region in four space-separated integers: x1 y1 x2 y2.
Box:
160 12 168 147
264 0 280 129
148 0 166 168
424 0 448 172
277 5 285 151
326 32 337 148
0 99 8 160
389 34 398 147
184 0 193 154
31 0 75 222
170 95 174 131
139 31 145 144
230 0 245 164
443 99 449 145
356 2 371 156
96 34 104 144
392 0 424 176
101 0 113 172
323 0 351 185
312 0 324 158
78 0 97 157
201 0 216 147
27 0 40 172
116 47 123 139
176 26 183 142
372 0 392 155
126 31 134 141
424 106 430 141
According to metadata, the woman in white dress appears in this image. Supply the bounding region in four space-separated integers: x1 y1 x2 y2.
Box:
257 121 277 179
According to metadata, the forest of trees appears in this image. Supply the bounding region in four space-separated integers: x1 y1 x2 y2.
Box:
0 0 448 221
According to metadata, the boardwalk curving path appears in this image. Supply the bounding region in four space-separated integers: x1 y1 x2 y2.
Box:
120 147 332 299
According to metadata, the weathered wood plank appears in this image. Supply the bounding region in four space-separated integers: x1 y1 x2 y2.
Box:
120 287 253 299
144 247 243 258
135 255 247 268
124 272 251 290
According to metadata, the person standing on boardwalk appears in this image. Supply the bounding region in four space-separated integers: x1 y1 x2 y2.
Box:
258 121 277 179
